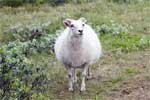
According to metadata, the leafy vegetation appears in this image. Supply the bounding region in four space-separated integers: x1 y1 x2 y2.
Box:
97 21 130 34
0 40 48 99
0 0 148 7
0 0 95 7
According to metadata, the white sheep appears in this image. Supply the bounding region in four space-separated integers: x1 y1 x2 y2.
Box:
54 17 102 92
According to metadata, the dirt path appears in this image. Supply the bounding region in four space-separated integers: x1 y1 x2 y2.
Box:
102 49 150 100
108 76 150 100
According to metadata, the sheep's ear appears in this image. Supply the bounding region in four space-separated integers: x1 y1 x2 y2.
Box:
63 19 72 27
79 17 87 23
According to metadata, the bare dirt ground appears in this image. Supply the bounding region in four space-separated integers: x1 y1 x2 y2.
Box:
104 49 150 100
109 76 150 100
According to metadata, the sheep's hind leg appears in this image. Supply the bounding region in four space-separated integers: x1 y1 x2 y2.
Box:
87 66 92 80
66 67 74 92
80 65 87 92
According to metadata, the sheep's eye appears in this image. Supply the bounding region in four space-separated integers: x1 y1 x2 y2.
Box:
70 24 74 27
82 24 85 26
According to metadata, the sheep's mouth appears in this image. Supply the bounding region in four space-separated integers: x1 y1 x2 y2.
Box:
74 34 83 38
78 33 83 35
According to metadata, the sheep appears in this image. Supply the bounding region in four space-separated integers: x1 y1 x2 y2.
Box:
54 17 102 92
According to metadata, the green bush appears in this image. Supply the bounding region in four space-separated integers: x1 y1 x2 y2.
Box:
5 21 59 53
97 21 130 34
0 0 96 7
107 0 146 4
0 0 64 7
48 0 66 6
107 0 130 3
0 0 47 7
0 19 57 99
0 40 48 99
69 0 95 3
25 0 48 5
0 0 24 7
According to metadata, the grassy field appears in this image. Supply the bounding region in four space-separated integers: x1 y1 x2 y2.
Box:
0 0 150 100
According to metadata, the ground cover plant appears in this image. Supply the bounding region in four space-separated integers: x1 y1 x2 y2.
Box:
0 40 48 99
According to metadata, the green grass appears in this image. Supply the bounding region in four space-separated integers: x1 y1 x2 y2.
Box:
125 67 142 75
100 33 150 53
0 0 150 41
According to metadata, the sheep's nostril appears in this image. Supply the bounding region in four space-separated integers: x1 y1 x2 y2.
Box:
78 30 83 33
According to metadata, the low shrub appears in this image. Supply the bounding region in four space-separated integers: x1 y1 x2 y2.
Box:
0 0 96 7
0 0 24 7
0 40 48 99
96 21 130 34
107 0 145 4
4 21 62 53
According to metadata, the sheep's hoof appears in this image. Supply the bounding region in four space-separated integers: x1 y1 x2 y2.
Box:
87 73 92 80
80 87 86 92
87 75 92 80
69 87 74 92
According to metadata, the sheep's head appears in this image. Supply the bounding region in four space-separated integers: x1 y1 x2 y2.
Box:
64 17 87 37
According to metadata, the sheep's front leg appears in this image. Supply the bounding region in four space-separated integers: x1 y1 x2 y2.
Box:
73 68 77 83
80 66 87 92
66 67 74 92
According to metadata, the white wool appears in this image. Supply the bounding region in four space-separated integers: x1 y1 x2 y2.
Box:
54 20 102 67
